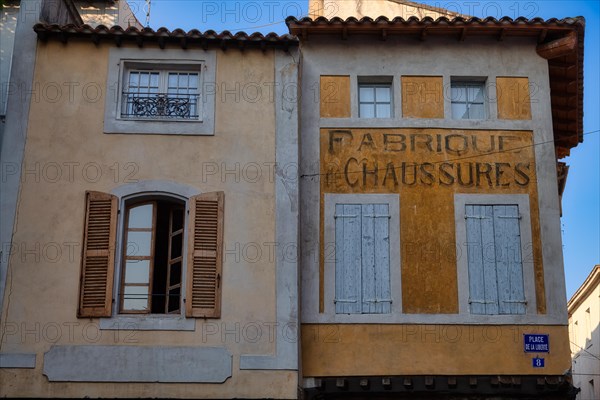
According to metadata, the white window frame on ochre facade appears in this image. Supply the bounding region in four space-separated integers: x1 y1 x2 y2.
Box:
324 193 401 323
454 194 537 318
104 48 216 135
120 67 202 121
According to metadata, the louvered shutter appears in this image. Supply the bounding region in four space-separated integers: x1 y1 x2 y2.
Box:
361 204 391 314
186 192 224 318
334 204 362 314
466 205 526 315
78 191 117 318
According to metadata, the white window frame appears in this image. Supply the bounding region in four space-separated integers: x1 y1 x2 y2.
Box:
454 194 537 317
104 47 216 135
450 79 487 120
120 67 202 122
324 193 401 323
358 77 394 119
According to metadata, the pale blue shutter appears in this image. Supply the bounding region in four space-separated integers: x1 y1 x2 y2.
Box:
493 205 526 314
335 203 391 314
466 204 525 315
361 204 391 314
335 204 362 314
466 205 499 314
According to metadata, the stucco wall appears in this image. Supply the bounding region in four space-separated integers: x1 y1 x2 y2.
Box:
0 40 297 398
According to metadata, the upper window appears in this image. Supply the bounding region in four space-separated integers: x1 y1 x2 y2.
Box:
121 68 200 121
104 48 216 135
358 78 393 118
451 81 486 119
465 204 526 315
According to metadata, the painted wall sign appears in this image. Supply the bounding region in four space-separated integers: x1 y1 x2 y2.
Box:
524 334 550 353
319 128 544 315
322 129 533 191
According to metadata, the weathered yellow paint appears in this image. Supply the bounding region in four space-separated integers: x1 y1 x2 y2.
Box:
319 128 546 314
320 75 351 118
497 77 533 120
302 324 571 376
0 41 297 399
401 76 444 119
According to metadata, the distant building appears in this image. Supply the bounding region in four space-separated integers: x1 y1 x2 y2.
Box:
569 266 600 400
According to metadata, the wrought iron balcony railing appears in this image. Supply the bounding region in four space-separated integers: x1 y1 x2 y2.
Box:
121 92 200 119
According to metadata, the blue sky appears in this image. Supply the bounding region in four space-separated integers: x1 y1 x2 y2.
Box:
129 1 600 298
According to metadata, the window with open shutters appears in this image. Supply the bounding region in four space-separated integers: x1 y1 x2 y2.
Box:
465 204 526 315
334 203 392 314
78 190 224 319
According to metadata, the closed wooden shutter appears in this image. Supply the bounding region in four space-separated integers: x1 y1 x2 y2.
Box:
361 204 391 314
78 191 118 318
186 192 224 318
466 205 526 315
335 203 391 314
335 204 362 314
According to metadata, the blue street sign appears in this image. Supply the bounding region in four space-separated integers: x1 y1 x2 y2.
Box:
524 334 550 353
532 357 545 368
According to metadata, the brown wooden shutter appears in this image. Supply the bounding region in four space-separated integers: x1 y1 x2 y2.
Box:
186 191 224 318
78 191 118 318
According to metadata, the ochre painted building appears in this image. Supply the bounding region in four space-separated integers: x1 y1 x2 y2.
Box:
0 1 299 398
295 1 584 398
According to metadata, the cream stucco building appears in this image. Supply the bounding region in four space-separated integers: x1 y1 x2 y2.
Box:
569 266 600 400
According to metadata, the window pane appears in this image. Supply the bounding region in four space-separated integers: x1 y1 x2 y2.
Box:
451 86 466 102
124 260 150 284
172 208 184 231
123 286 149 311
468 103 485 119
359 86 374 102
451 102 468 119
139 73 149 88
376 104 391 118
168 287 181 313
170 261 182 286
149 73 159 89
360 103 375 118
188 73 199 90
375 86 391 102
171 233 183 259
168 73 178 89
128 204 153 229
469 85 485 103
127 231 152 257
128 72 139 89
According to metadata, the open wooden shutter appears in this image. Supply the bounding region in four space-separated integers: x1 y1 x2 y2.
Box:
186 191 224 318
78 191 118 318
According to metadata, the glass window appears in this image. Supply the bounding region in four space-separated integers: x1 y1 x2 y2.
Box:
359 83 393 118
451 81 486 119
121 200 185 314
122 69 200 120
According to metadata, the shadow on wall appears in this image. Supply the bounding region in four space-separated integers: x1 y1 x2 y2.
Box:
571 323 600 400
